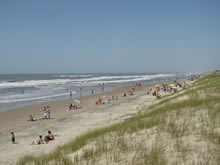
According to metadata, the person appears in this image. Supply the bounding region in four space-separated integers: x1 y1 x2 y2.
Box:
11 132 15 144
43 107 47 119
44 131 55 142
132 88 135 92
70 91 72 99
80 88 82 97
152 91 156 96
69 103 73 110
73 104 78 110
102 83 105 91
29 115 34 121
47 106 50 119
124 93 126 97
91 89 94 95
156 93 161 99
32 135 44 145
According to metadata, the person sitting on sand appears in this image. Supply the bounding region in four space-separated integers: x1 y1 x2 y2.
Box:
73 104 78 110
152 90 156 96
32 135 44 145
69 103 73 110
29 115 34 121
156 93 161 99
44 131 54 142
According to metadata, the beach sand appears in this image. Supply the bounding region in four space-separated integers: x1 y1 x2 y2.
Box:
0 84 170 165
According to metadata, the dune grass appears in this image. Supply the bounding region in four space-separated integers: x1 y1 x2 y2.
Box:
17 73 220 165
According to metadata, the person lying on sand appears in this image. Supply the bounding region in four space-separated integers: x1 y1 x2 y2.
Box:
32 135 44 145
44 131 54 142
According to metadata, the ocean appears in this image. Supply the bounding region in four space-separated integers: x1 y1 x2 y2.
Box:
0 73 191 112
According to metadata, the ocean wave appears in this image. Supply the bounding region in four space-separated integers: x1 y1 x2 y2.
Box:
0 79 73 89
0 91 76 104
73 74 177 84
57 75 93 78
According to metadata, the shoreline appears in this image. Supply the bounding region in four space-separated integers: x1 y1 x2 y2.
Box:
0 84 152 133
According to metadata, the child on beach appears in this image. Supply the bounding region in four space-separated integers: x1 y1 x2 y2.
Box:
32 135 44 145
43 107 47 119
11 132 15 144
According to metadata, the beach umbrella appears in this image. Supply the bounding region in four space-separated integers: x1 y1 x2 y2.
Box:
176 82 181 85
74 99 80 104
155 84 160 87
171 86 177 89
169 84 175 87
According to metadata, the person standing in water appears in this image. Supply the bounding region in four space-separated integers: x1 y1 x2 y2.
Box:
70 91 72 99
80 88 82 97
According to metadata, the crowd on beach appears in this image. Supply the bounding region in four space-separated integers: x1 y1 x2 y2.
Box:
9 77 193 148
147 79 188 100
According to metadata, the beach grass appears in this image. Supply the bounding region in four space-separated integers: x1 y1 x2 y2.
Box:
17 73 220 165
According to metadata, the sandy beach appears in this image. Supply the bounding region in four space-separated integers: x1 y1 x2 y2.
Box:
0 83 164 165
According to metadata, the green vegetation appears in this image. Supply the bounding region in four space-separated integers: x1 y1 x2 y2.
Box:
17 74 220 165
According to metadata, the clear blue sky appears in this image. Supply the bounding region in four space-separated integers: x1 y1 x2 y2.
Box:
0 0 219 73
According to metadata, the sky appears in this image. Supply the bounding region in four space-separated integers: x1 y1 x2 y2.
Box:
0 0 219 73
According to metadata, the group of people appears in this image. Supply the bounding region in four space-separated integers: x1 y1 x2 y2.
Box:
11 130 55 145
96 97 104 105
43 106 51 119
32 131 55 145
95 96 118 105
69 103 78 110
27 106 52 122
147 80 187 99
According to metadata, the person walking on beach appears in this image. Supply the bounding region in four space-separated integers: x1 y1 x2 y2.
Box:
11 132 15 144
91 89 94 95
47 106 51 119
